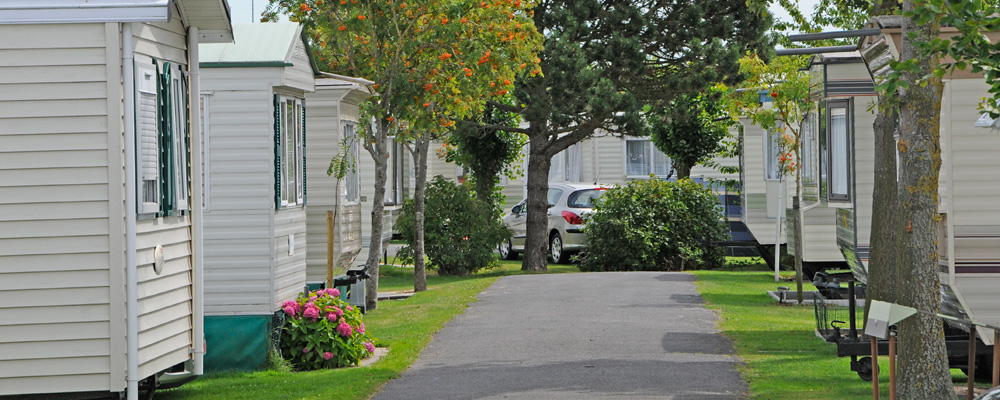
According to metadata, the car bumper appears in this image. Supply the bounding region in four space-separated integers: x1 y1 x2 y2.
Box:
561 230 588 251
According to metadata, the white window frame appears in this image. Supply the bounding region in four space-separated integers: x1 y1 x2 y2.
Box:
764 129 782 182
343 121 360 204
170 65 189 212
624 138 671 178
826 99 851 202
278 96 305 207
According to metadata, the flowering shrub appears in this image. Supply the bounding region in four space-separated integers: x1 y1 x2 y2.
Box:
279 288 376 370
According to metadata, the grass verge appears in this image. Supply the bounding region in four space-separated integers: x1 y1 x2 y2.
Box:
157 260 576 400
692 264 984 399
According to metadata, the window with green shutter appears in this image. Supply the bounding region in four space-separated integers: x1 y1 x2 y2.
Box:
135 59 191 217
274 94 306 209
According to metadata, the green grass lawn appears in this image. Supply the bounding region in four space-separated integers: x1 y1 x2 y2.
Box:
691 262 984 399
156 260 577 400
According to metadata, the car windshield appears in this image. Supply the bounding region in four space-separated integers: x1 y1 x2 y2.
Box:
566 189 606 208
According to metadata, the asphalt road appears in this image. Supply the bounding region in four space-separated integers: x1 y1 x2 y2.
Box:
372 272 746 400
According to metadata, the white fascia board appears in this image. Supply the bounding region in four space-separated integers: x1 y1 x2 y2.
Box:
0 0 171 24
199 30 233 43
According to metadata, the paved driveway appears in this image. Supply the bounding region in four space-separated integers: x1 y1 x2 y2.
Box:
373 272 746 400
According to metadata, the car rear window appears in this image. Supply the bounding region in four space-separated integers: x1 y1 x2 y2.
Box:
567 189 606 208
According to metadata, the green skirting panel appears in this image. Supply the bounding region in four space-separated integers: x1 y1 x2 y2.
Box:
205 315 270 372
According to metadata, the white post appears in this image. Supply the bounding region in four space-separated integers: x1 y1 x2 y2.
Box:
774 177 782 282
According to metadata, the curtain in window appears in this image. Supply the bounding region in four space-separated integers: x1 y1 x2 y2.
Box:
764 130 780 180
830 108 849 197
626 140 649 176
652 147 671 176
564 144 581 182
548 151 564 182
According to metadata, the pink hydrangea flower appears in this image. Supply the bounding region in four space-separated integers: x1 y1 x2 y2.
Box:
303 305 320 321
309 296 317 302
330 306 343 318
364 342 375 354
337 321 353 337
357 322 365 334
326 312 337 321
282 305 297 316
323 351 333 360
346 305 353 311
329 288 340 297
303 346 311 353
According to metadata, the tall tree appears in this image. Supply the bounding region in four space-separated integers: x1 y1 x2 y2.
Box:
503 0 772 271
266 0 541 304
724 54 813 302
648 89 733 179
893 3 952 396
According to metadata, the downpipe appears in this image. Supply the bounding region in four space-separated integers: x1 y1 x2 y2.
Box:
188 26 206 376
122 22 139 400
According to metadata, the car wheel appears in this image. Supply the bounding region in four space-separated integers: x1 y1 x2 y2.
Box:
549 233 567 264
499 238 516 260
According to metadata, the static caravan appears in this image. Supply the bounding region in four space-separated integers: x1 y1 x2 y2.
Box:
856 18 1000 343
198 22 314 371
501 132 738 208
0 1 232 397
304 75 373 282
800 51 878 281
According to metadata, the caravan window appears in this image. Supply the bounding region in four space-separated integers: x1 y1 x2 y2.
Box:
764 129 781 181
827 100 851 202
344 122 360 204
276 96 305 208
802 111 819 185
625 138 672 178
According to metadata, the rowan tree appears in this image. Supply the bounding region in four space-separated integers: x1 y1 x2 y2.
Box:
266 0 542 305
724 54 813 302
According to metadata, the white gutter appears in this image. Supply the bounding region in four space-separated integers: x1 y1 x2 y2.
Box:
188 25 206 376
122 22 139 400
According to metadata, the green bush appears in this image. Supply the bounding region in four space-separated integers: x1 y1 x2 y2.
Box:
397 175 509 275
576 178 727 271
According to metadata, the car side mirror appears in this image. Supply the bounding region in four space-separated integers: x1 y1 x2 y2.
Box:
512 205 522 214
548 203 555 208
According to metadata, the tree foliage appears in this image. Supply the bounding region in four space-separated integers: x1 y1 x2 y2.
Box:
648 89 734 179
266 0 543 300
512 0 773 270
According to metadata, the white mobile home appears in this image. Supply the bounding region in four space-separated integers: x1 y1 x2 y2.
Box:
857 19 1000 342
0 1 232 397
802 51 878 279
304 75 373 282
198 22 315 371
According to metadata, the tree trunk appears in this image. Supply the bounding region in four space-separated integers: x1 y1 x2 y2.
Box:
364 125 390 311
522 135 552 271
895 4 953 398
675 162 692 180
411 136 430 292
866 108 899 314
474 173 494 206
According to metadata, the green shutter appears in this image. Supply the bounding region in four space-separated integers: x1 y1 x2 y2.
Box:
274 94 282 210
301 99 306 206
181 68 192 213
160 62 175 217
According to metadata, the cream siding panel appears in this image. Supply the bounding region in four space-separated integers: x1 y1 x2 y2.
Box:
801 207 844 262
274 209 307 306
130 9 195 379
954 275 1000 334
853 98 878 252
944 79 1000 227
740 121 782 244
0 21 116 395
282 36 316 92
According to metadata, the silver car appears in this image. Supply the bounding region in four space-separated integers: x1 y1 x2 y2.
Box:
499 183 608 263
